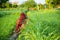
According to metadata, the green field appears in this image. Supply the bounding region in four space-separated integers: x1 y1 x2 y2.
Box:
0 9 60 40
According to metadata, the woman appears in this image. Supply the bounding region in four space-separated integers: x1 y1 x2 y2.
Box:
9 11 28 40
15 12 27 33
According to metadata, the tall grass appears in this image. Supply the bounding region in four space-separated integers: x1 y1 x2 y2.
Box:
0 9 60 40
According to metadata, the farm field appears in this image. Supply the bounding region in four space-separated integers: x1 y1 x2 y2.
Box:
0 9 60 40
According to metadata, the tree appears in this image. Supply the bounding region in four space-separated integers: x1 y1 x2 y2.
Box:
5 1 10 8
45 0 53 8
38 4 44 9
20 0 37 8
0 0 8 8
0 0 8 3
45 0 50 5
45 0 60 8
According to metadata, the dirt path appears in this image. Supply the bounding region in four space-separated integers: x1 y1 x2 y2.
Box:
9 31 20 40
9 27 20 40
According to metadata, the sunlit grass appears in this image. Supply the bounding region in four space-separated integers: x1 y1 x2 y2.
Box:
0 9 60 40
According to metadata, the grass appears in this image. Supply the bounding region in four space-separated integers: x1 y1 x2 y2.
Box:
0 9 60 40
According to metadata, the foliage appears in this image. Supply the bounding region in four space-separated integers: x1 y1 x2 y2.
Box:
45 0 60 8
0 0 8 8
0 0 8 3
38 4 45 9
5 2 10 8
20 0 37 8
